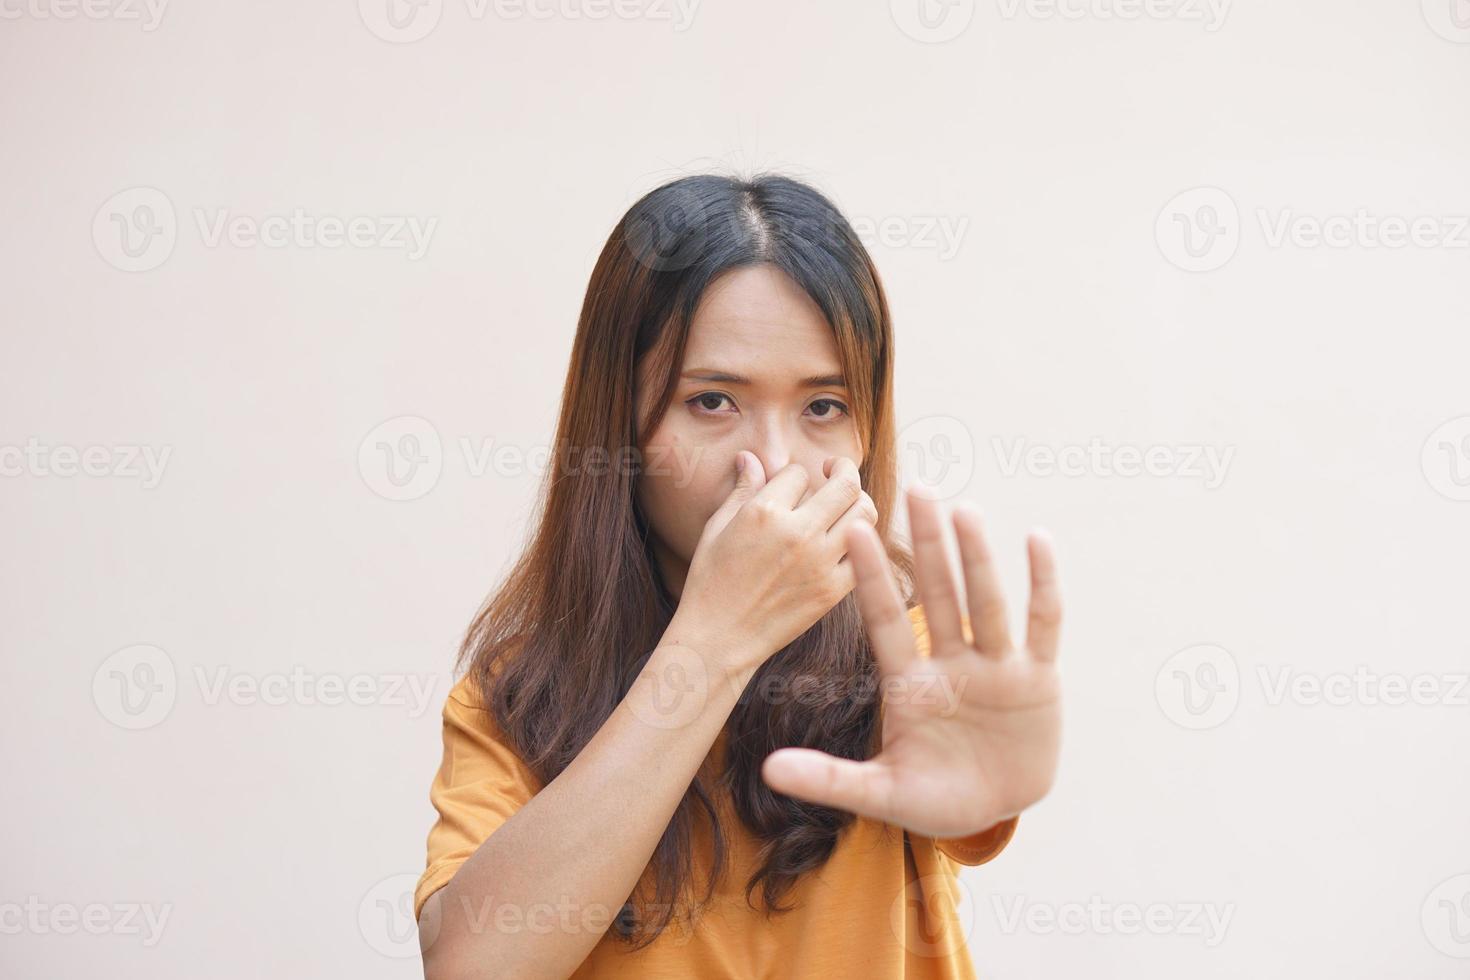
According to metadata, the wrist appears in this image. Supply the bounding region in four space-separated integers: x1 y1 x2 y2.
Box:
663 610 766 683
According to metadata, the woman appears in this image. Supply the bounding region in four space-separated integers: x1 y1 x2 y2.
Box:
413 173 1064 979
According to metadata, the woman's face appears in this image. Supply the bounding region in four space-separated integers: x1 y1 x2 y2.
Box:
635 263 865 599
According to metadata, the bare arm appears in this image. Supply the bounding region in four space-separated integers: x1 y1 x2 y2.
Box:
419 619 756 980
420 453 877 979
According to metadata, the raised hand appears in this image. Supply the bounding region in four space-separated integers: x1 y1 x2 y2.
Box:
760 484 1063 838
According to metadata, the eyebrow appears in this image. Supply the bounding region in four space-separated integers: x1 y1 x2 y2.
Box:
681 368 847 388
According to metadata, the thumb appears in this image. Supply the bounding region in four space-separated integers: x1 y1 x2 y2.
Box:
762 749 895 824
729 450 765 499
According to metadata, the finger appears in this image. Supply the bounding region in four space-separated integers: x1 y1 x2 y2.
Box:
751 460 811 511
1024 528 1063 661
826 489 878 550
845 522 915 678
952 503 1013 657
799 455 863 532
761 748 898 823
906 484 967 655
700 452 767 543
715 450 766 512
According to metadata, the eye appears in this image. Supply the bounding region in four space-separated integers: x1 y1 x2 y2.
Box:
685 391 736 415
806 398 850 422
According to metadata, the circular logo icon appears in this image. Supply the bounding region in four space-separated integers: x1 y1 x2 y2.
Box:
1155 186 1240 272
622 183 713 273
890 872 975 958
359 872 435 958
358 415 443 501
1422 873 1470 957
898 415 975 501
1422 0 1470 42
93 187 177 273
1422 416 1470 502
358 0 442 42
93 644 177 730
625 644 711 731
890 0 976 43
1155 643 1239 730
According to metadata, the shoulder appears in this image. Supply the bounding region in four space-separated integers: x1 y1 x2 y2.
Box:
446 671 483 709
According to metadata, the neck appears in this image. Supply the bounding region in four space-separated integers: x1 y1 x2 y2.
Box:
650 535 689 604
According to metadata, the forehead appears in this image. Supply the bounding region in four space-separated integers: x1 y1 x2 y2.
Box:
683 264 840 375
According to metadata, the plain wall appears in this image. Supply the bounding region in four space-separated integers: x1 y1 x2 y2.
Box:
2 0 1468 976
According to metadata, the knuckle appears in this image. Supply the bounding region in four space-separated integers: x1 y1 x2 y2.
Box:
833 473 860 503
746 500 779 527
775 516 807 546
1030 596 1062 623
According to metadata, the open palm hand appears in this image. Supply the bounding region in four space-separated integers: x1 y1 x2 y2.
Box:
761 485 1063 838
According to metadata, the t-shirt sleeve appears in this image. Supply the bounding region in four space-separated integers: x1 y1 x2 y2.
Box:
414 678 542 921
929 814 1020 866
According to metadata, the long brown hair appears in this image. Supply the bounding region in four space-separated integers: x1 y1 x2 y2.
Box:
457 172 917 949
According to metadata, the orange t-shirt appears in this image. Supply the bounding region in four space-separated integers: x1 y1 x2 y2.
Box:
414 603 1019 978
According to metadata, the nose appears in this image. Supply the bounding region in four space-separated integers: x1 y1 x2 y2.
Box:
748 413 793 480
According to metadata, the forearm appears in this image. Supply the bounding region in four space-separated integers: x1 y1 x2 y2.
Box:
421 624 755 980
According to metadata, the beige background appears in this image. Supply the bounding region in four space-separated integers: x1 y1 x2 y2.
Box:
3 0 1469 976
